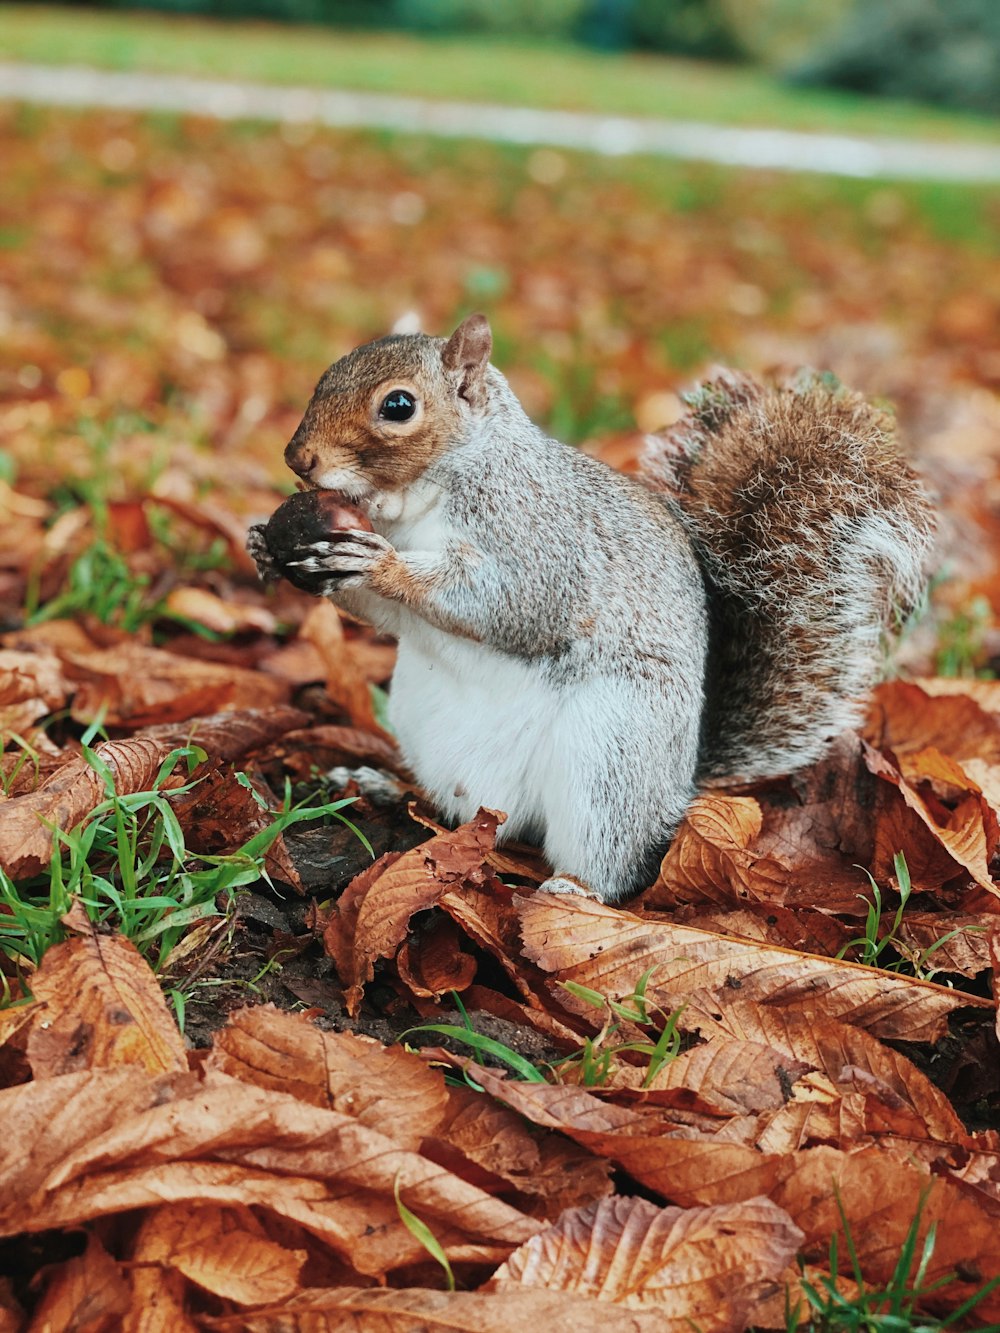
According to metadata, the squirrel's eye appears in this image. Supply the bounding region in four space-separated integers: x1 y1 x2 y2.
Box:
379 390 416 422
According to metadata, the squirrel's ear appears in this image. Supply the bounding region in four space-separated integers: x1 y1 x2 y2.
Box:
442 313 492 409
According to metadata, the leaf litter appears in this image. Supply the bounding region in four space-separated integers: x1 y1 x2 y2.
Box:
0 102 999 1328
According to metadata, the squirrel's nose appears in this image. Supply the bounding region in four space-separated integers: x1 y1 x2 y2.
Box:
284 438 318 478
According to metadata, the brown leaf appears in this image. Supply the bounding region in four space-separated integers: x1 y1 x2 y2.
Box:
489 1195 802 1329
774 1147 1000 1320
0 648 70 734
644 793 764 909
0 1069 539 1276
424 1081 611 1218
324 810 503 1015
175 768 301 891
300 601 385 735
0 706 307 876
458 985 584 1048
122 1263 196 1333
647 1036 812 1116
870 679 1000 763
272 723 405 774
207 1005 449 1150
863 741 999 894
28 1231 130 1333
26 924 187 1077
205 1285 668 1331
519 893 991 1043
693 1003 968 1145
645 775 870 917
163 586 277 635
676 904 855 958
131 1203 305 1306
398 915 478 999
457 1064 786 1208
64 641 289 727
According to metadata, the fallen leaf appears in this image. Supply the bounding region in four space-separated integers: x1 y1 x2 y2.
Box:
519 893 991 1043
0 649 70 734
774 1146 1000 1320
452 1063 786 1208
175 767 301 891
131 1202 305 1306
204 1285 668 1331
271 723 405 775
26 917 187 1077
0 1069 540 1276
163 586 277 635
324 810 503 1015
690 1003 968 1144
0 705 307 876
398 914 478 999
863 741 999 894
27 1231 130 1332
300 601 385 735
207 1005 449 1150
489 1195 802 1329
64 641 289 726
424 1081 611 1218
871 680 1000 763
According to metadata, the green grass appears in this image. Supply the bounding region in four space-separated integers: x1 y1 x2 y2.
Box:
3 5 1000 143
788 1189 1000 1332
0 740 369 1009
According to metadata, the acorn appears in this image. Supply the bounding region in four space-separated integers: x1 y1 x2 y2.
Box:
252 489 372 593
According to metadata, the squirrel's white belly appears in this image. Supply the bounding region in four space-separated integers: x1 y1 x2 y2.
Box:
389 629 555 840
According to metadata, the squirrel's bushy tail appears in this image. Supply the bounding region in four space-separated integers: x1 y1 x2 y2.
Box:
642 371 936 782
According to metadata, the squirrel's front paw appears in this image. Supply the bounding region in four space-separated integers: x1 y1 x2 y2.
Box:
289 529 397 589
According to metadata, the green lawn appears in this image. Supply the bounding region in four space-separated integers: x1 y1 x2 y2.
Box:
3 4 1000 143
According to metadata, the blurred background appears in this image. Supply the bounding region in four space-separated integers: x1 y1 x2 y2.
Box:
1 0 999 665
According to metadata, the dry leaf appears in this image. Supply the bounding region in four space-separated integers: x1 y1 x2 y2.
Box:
64 641 289 727
324 810 503 1015
131 1202 305 1306
452 1063 786 1208
490 1195 802 1330
519 893 990 1043
300 601 385 735
0 649 70 735
205 1285 668 1331
0 1068 539 1276
273 723 405 774
425 1081 611 1218
163 586 277 635
27 1231 130 1333
26 918 187 1077
692 1003 968 1145
207 1005 449 1150
398 914 478 999
0 705 307 876
775 1147 1000 1320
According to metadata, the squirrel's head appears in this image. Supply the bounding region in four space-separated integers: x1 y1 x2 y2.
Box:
284 313 493 500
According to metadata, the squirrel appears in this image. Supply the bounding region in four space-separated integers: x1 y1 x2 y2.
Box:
247 314 936 903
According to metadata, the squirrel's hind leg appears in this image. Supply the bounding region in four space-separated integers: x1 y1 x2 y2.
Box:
541 676 699 904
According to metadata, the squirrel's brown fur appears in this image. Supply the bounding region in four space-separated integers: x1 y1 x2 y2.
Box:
642 370 936 781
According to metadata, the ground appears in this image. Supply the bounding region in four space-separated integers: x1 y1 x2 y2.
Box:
1 35 1000 1328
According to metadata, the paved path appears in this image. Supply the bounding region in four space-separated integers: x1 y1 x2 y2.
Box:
3 60 1000 182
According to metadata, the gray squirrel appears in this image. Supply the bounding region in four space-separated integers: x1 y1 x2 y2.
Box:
247 314 936 902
